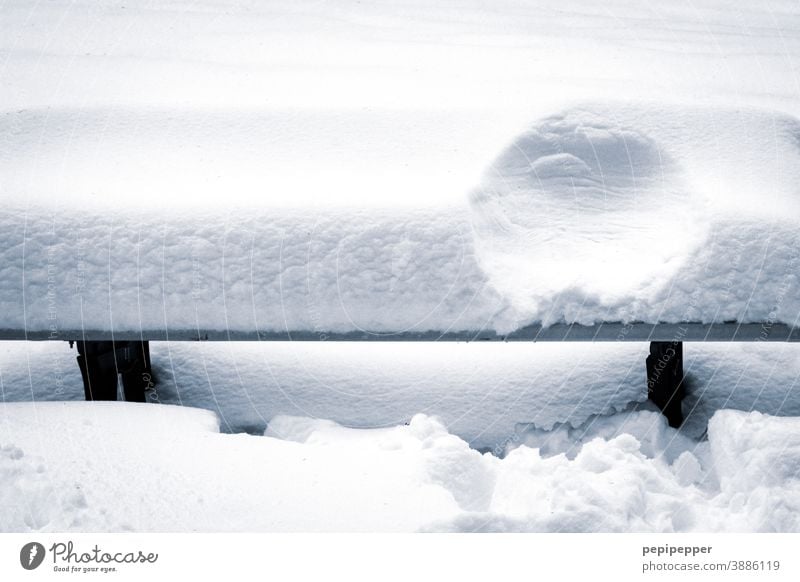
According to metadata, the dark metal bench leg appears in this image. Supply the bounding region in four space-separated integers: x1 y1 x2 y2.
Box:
76 341 119 401
120 341 152 403
646 341 685 428
75 340 154 402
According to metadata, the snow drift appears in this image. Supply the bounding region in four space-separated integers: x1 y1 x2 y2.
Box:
2 402 799 532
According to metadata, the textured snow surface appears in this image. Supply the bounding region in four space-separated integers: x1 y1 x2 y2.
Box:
2 402 799 532
0 205 515 334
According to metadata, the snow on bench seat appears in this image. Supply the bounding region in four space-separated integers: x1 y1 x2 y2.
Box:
1 104 799 339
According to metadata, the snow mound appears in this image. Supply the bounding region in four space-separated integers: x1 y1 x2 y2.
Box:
710 410 800 490
704 410 800 531
470 104 800 328
266 414 498 512
429 409 800 532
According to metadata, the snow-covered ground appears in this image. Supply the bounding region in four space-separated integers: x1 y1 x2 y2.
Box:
1 340 800 532
2 401 800 532
3 0 800 533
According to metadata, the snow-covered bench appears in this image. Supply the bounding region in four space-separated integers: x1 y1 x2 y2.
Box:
2 104 799 428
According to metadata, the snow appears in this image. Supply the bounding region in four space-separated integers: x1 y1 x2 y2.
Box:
2 0 800 534
3 105 800 333
0 402 458 531
3 340 800 449
4 0 800 114
0 205 517 334
2 3 800 332
0 108 508 210
431 408 800 533
2 402 799 532
470 104 800 328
